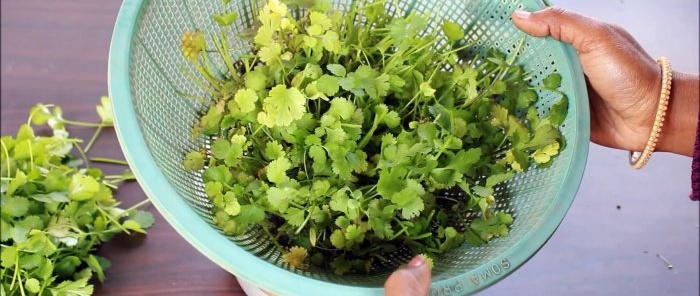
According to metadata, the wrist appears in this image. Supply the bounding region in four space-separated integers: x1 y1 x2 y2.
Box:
656 71 700 156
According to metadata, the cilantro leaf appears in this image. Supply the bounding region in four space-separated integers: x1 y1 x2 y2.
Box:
542 72 562 90
258 43 282 66
388 13 426 50
326 64 346 77
212 11 238 27
264 140 286 160
390 179 426 219
533 142 560 164
258 85 307 127
49 277 94 296
68 174 100 201
344 224 364 245
284 208 306 227
339 66 390 100
266 157 291 184
486 172 514 188
548 95 569 126
183 151 205 171
377 167 406 199
525 122 561 149
447 148 482 174
367 200 395 239
245 69 268 91
96 96 113 124
129 210 155 230
267 186 295 212
234 88 258 113
316 75 340 96
203 165 233 184
176 4 572 275
329 229 346 248
211 138 232 160
442 20 465 43
234 204 266 226
3 101 154 295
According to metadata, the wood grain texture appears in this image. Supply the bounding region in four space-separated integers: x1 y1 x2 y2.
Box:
2 1 697 296
1 0 245 295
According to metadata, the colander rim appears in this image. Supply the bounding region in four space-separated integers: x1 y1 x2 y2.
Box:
108 0 589 295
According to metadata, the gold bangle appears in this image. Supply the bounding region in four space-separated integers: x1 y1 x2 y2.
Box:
629 57 673 169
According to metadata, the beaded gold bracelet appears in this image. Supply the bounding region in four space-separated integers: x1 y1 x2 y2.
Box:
629 57 672 169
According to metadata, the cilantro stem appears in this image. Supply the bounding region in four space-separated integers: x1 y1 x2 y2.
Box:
406 232 433 240
495 133 509 151
38 275 50 295
358 184 377 193
17 266 26 296
27 139 34 172
464 38 526 109
404 38 438 57
103 182 118 189
295 207 315 235
84 125 103 153
199 53 224 89
530 87 566 97
437 196 460 203
213 32 239 83
432 136 452 160
399 90 422 114
72 143 89 169
441 42 473 57
10 255 19 291
104 176 135 187
175 91 208 103
262 224 284 250
84 228 125 236
104 174 133 179
1 139 10 178
507 38 526 66
27 104 43 126
62 119 112 128
425 247 443 254
89 157 129 166
251 125 265 137
124 198 152 213
96 206 128 233
389 224 408 240
357 114 383 149
180 64 217 94
302 150 310 181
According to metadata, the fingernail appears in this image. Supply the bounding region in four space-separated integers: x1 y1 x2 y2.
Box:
514 10 531 18
408 255 425 268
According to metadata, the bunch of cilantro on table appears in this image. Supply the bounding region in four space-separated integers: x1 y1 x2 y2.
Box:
180 0 567 275
1 98 153 295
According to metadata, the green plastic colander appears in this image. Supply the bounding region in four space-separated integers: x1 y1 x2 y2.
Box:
108 0 589 295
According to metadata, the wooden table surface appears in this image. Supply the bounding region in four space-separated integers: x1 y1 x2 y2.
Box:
0 0 244 295
2 1 698 296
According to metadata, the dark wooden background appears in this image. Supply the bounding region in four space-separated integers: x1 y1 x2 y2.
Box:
0 0 245 295
2 0 697 296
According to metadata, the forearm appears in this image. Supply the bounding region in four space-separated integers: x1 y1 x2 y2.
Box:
657 71 700 156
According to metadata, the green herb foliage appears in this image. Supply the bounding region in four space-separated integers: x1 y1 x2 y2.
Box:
1 100 153 295
180 0 567 274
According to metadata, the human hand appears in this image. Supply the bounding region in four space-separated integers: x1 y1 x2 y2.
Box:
512 7 698 156
384 255 431 296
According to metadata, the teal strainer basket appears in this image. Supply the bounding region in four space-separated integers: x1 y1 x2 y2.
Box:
109 0 589 295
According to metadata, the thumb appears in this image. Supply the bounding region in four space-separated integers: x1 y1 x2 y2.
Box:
511 7 606 54
384 256 432 296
